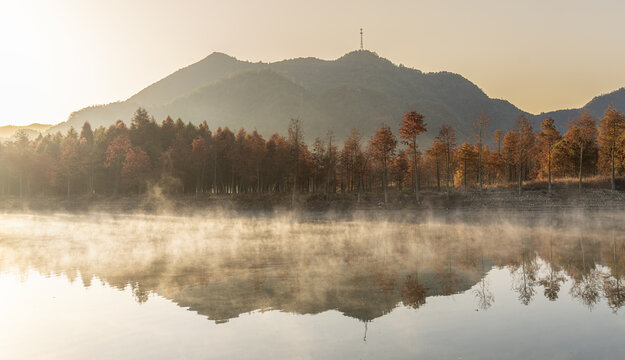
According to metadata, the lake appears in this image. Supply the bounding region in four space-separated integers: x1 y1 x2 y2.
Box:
1 211 624 359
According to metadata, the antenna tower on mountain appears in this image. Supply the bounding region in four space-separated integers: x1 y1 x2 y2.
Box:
360 28 364 50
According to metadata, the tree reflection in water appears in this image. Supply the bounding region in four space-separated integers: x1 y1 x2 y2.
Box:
602 229 625 312
473 245 494 311
401 275 427 309
538 231 565 301
510 238 539 306
1 212 625 322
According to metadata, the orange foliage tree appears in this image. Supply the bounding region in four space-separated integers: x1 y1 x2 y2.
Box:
191 136 210 195
369 124 397 204
598 106 625 190
59 129 82 198
104 133 131 195
435 125 457 195
501 129 519 182
455 142 477 189
399 111 427 201
390 149 410 190
425 141 445 192
561 111 598 191
538 117 560 193
474 112 490 189
122 146 151 193
516 115 536 193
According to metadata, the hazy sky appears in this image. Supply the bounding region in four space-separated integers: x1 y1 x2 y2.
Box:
2 0 625 126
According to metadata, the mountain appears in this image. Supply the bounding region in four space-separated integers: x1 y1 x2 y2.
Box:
536 88 625 128
48 51 528 143
0 123 52 141
129 52 258 106
48 50 625 143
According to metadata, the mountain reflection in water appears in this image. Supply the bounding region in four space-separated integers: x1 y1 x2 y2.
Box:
1 211 624 323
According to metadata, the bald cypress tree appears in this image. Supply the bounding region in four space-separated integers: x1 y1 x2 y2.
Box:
370 124 397 204
80 122 95 194
538 117 560 194
399 111 427 201
288 119 302 205
598 106 625 191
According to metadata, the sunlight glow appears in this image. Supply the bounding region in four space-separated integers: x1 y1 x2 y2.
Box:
1 0 624 126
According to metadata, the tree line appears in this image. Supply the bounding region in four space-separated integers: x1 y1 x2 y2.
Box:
0 105 624 199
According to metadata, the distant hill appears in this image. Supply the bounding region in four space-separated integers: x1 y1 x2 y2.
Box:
0 123 52 142
536 88 625 128
48 50 625 143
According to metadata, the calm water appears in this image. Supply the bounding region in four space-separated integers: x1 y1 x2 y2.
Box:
1 211 624 359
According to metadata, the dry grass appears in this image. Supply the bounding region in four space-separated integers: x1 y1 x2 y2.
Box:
473 176 623 191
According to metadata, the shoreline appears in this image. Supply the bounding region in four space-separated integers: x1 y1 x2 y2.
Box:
1 187 625 215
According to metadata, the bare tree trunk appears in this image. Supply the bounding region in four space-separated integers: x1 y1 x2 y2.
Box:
435 156 441 192
611 141 616 191
291 122 300 206
518 162 522 195
463 158 467 189
292 166 297 205
257 162 261 193
383 160 388 204
445 150 450 199
325 170 329 197
195 175 200 198
548 146 552 194
113 162 121 196
325 136 332 198
357 175 362 203
213 152 217 194
478 141 482 190
578 146 583 193
413 141 419 202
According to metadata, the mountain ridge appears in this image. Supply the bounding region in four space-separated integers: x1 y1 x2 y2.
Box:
46 50 625 143
0 123 52 141
537 87 625 127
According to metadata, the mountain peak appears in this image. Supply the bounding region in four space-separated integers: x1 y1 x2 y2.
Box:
203 52 239 62
127 51 251 106
584 87 625 114
336 50 395 66
590 87 625 101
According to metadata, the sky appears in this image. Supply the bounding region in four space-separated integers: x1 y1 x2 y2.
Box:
1 0 625 127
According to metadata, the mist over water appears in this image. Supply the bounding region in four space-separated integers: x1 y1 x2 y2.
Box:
1 210 625 359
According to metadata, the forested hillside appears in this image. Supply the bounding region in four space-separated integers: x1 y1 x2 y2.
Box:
49 51 528 143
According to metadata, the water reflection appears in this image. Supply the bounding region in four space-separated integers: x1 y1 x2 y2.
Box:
1 211 624 323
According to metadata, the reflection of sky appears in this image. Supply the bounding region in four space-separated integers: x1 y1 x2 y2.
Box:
2 212 625 359
2 267 624 360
